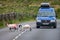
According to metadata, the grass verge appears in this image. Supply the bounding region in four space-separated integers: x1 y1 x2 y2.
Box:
0 18 35 29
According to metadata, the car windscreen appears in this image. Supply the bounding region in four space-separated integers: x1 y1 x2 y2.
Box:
37 11 55 17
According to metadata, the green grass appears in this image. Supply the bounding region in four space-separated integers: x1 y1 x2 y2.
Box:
56 8 60 18
0 20 6 29
0 0 59 13
0 17 35 28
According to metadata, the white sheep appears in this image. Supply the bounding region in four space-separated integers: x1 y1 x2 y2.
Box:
7 24 18 30
21 24 32 31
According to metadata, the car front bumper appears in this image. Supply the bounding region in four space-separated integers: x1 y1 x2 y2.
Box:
36 22 56 26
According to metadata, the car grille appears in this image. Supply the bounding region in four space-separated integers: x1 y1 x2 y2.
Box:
41 20 50 23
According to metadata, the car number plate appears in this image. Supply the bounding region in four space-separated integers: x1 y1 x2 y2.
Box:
43 23 49 25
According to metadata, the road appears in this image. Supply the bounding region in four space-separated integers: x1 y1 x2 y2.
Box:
0 20 60 40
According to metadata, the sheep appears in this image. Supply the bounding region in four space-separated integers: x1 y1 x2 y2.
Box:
7 24 18 31
20 24 32 31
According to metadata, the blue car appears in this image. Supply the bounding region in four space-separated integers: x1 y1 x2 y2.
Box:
36 3 57 28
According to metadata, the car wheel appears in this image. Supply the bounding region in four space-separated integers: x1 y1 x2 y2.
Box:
53 26 56 28
36 26 40 28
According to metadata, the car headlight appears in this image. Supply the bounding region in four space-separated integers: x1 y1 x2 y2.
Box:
37 20 41 22
50 20 55 22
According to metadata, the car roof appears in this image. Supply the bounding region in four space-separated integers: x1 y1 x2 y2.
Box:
40 3 50 8
41 3 50 5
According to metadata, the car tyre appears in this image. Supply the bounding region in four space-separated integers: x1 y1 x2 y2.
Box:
36 26 40 28
53 26 56 28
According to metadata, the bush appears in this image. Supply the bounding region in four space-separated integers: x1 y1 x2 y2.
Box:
56 8 60 18
51 0 60 5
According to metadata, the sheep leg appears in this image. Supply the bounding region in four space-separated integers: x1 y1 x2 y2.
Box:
30 27 32 31
9 28 11 31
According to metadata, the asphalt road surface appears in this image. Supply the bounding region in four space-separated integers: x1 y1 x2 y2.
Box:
0 20 60 40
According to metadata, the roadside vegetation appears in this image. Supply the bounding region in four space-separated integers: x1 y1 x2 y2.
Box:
0 0 60 28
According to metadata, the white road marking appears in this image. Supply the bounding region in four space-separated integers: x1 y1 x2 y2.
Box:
13 30 27 40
